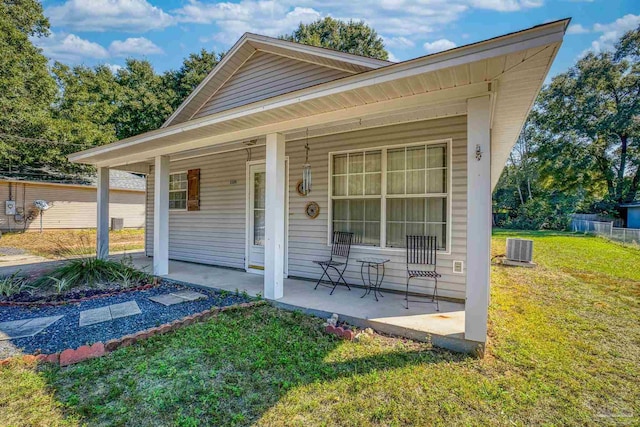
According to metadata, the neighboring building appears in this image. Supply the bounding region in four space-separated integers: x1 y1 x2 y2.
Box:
0 170 145 231
69 20 569 349
620 202 640 229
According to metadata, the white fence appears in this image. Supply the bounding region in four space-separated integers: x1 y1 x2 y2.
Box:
572 220 640 246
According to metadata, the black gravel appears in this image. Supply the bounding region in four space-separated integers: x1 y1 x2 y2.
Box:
0 282 252 357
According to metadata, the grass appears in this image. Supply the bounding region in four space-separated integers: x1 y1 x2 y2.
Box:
1 230 639 426
0 229 145 259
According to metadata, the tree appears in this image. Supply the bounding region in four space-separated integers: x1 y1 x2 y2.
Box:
164 49 222 111
48 63 121 176
111 59 174 139
282 17 389 60
534 26 640 207
0 0 57 174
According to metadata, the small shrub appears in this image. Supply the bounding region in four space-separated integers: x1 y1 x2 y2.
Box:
0 272 33 297
35 257 150 289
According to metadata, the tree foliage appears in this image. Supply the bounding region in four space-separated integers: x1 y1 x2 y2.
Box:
0 0 57 174
282 17 389 60
535 27 640 206
494 25 640 229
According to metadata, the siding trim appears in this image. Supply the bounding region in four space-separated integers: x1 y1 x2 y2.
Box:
326 138 453 255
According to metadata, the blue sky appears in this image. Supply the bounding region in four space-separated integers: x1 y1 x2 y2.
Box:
35 0 639 79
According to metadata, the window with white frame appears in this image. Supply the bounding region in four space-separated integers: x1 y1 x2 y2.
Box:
330 141 448 250
169 172 187 210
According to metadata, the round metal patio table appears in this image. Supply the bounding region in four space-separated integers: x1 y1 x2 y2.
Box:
356 257 390 302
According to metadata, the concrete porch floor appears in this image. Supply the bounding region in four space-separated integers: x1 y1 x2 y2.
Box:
132 255 475 353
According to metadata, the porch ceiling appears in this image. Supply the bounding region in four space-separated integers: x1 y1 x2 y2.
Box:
69 19 568 189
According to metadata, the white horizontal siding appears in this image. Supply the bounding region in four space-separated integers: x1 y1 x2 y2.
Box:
193 51 350 119
285 116 468 300
0 182 144 231
146 149 265 268
146 116 468 300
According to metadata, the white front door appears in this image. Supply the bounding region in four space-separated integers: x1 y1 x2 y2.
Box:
247 160 288 274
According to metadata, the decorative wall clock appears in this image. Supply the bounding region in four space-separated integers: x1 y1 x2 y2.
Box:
305 201 320 219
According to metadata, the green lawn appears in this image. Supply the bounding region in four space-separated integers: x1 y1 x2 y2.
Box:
1 230 638 426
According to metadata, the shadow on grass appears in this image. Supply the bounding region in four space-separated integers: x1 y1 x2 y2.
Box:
34 305 469 426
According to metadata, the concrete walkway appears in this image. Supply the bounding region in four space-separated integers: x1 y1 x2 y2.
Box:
131 255 473 353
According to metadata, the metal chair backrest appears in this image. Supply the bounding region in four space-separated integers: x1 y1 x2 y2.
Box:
406 235 437 269
331 231 353 261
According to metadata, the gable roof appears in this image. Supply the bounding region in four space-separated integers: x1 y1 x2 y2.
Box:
69 19 569 190
163 33 392 127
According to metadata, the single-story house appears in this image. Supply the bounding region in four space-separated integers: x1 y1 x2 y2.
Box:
68 19 569 350
0 170 145 232
620 202 640 229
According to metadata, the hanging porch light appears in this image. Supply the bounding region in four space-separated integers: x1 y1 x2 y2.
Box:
302 128 312 195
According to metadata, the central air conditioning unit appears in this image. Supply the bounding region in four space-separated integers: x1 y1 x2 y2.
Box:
504 238 535 267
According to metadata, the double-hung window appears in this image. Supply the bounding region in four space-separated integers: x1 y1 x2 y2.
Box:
169 172 187 210
331 141 448 250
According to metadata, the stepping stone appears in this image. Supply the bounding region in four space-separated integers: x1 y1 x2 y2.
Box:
79 301 142 327
171 290 207 301
149 290 207 306
148 294 186 306
0 315 64 340
79 306 111 327
110 301 142 319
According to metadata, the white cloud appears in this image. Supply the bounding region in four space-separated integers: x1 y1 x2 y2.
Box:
383 36 415 49
566 24 589 35
387 51 400 62
586 14 640 54
468 0 543 12
109 37 164 56
174 0 538 49
423 38 457 53
46 0 174 32
34 33 109 63
592 14 640 34
176 2 322 43
106 63 123 73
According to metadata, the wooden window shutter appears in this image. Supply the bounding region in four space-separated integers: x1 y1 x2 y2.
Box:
187 168 200 211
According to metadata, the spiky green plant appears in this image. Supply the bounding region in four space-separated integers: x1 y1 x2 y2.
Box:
0 272 33 297
34 257 150 289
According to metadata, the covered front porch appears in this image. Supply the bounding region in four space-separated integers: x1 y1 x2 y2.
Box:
130 254 470 352
69 20 568 352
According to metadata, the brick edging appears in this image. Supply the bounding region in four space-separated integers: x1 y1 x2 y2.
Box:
325 324 355 340
0 300 266 367
0 282 159 307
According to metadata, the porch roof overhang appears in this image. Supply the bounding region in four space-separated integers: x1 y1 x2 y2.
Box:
68 19 569 189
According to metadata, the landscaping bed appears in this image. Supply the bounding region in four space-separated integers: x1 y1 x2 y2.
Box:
0 257 151 304
0 281 252 358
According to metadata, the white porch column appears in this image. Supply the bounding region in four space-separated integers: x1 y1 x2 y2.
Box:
264 132 286 300
153 155 170 275
96 167 110 260
465 95 492 343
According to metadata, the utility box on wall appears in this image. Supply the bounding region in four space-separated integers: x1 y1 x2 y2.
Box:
5 200 16 215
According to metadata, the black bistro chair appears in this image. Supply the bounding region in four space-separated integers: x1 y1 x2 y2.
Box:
405 235 440 311
313 231 354 295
